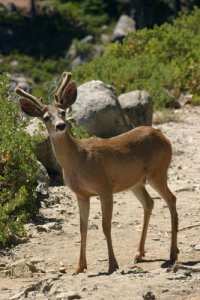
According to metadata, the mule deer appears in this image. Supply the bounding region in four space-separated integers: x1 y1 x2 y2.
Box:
16 72 178 274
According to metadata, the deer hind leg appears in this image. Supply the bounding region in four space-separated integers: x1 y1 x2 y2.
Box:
148 174 179 263
75 195 90 274
131 184 154 262
99 192 119 273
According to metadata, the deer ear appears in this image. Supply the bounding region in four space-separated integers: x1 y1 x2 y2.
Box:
19 99 43 117
60 81 77 109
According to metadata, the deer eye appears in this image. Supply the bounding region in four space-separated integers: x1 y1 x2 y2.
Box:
59 110 66 117
43 114 50 122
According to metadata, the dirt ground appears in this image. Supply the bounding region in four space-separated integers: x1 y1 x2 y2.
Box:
0 106 200 300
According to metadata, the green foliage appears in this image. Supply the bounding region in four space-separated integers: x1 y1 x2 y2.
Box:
70 123 90 139
72 39 93 58
0 75 39 246
74 8 200 109
0 53 68 98
39 0 110 35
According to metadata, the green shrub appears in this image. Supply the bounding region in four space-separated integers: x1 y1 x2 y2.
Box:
74 8 200 109
72 39 93 58
0 75 39 246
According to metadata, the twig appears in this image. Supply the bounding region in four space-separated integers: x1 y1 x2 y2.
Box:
178 224 200 232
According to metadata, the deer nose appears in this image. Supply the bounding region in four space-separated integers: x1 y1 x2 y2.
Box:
56 122 66 131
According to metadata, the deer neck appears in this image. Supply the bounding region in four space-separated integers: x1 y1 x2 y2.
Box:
50 130 79 170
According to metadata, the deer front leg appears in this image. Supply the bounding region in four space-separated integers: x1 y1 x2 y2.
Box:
75 196 90 274
100 193 119 273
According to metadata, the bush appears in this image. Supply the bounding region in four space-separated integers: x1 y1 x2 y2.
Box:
74 8 200 109
0 75 38 246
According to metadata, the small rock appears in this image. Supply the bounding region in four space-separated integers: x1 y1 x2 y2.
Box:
30 258 44 265
193 244 200 251
161 289 169 293
93 214 100 219
59 267 66 274
66 291 82 300
9 259 37 278
143 291 156 300
37 222 62 232
89 224 99 230
36 225 48 232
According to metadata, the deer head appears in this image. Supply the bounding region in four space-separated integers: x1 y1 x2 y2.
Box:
15 72 77 137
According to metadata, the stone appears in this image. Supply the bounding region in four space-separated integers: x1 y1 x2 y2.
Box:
9 259 37 278
9 73 32 92
193 244 200 251
37 222 62 232
112 15 136 42
59 266 66 274
66 291 82 300
72 80 130 137
36 161 49 196
89 223 99 230
143 291 156 300
118 90 153 127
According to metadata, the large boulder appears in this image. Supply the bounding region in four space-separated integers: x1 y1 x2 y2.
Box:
118 90 153 127
112 15 136 42
71 80 130 138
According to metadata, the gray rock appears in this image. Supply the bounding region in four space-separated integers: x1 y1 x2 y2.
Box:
118 90 153 127
36 161 49 196
81 35 94 43
93 44 105 57
66 44 77 60
9 259 37 278
112 15 136 42
70 56 89 68
89 223 99 230
72 80 130 137
65 292 82 300
9 73 33 92
37 222 62 232
100 33 110 44
193 244 200 251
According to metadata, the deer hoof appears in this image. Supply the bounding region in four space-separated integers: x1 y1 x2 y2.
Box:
134 251 145 263
108 263 119 274
170 246 179 263
74 265 87 275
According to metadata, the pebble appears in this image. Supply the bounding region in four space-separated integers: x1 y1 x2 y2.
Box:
89 224 99 230
193 244 200 251
59 267 66 274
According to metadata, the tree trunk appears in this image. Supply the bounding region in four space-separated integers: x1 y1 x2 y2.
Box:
30 0 36 18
